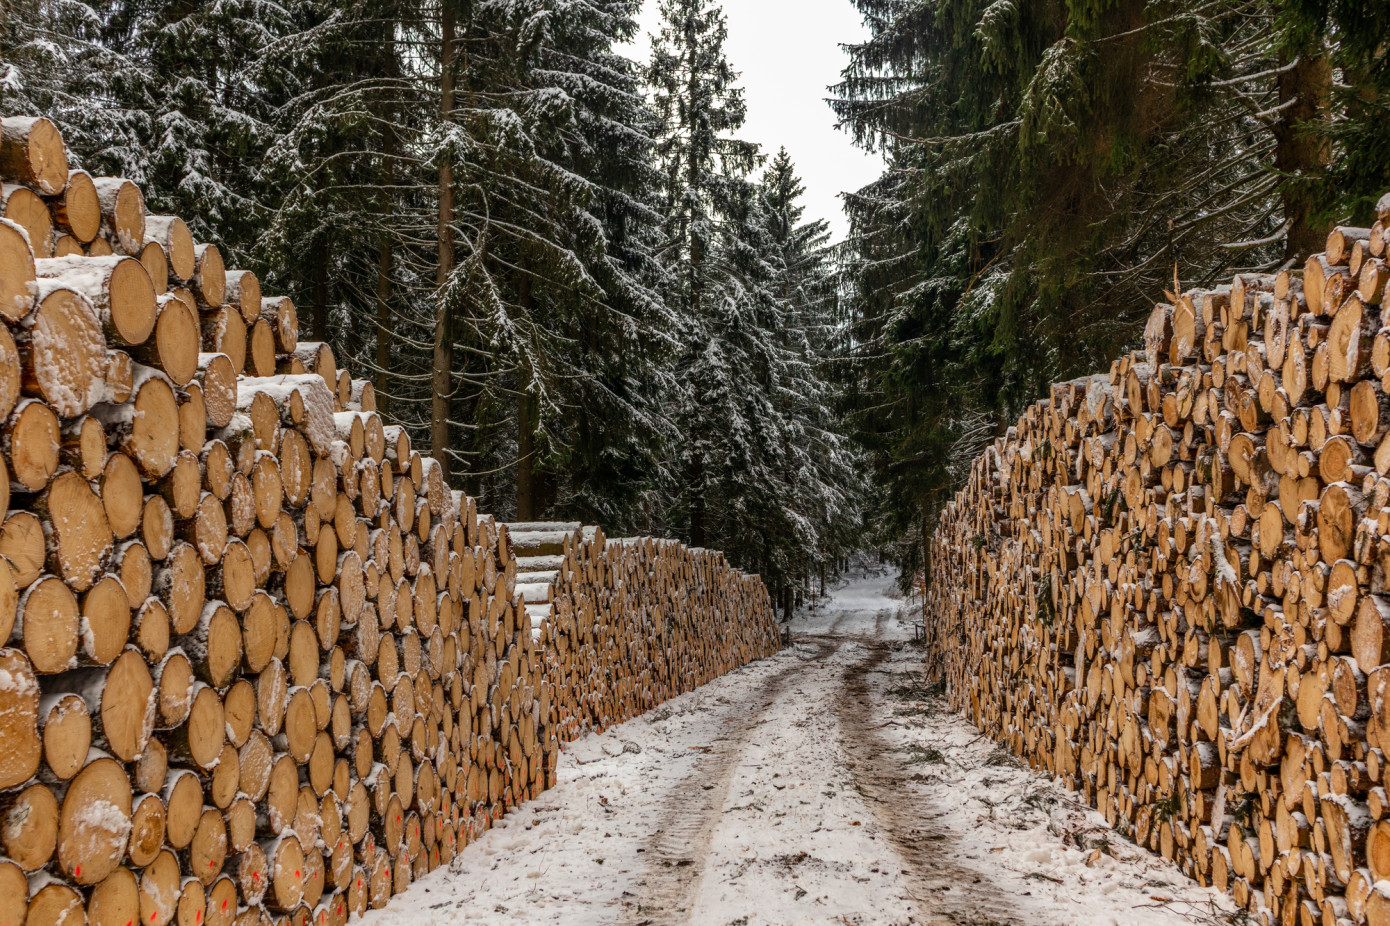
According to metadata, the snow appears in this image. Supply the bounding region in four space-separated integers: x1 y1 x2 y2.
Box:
3 796 32 838
73 798 131 838
361 567 1236 926
0 666 39 695
237 375 337 455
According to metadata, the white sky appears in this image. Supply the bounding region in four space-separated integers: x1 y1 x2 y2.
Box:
622 0 885 243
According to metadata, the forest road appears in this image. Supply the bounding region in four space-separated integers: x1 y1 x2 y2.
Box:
829 636 1020 926
624 581 1021 926
362 570 1232 926
624 638 840 925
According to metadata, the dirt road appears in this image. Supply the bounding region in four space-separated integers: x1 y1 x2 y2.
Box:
363 570 1236 926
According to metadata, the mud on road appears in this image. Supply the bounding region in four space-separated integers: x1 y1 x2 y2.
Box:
831 638 1020 926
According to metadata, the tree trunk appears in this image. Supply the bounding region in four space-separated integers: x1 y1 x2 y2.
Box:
1275 44 1333 263
432 1 456 486
517 388 534 521
516 274 535 521
688 453 706 549
312 257 327 343
684 34 706 554
375 239 392 417
375 107 396 417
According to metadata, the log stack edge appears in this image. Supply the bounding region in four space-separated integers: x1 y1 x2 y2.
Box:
926 193 1390 925
0 115 781 926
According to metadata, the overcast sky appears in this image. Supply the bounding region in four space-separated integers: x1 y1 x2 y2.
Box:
621 0 885 243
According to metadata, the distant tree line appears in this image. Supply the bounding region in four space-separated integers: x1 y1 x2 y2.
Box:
0 0 862 615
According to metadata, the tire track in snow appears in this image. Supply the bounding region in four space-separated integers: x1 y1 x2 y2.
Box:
626 640 838 925
834 638 1023 926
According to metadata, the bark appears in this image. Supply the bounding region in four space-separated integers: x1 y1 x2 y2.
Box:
375 239 392 418
1275 46 1333 262
516 274 536 522
312 255 328 343
375 99 396 418
517 385 535 522
689 453 706 549
432 1 456 486
684 32 706 553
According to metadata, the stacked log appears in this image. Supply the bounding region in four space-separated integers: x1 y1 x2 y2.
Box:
926 194 1390 924
510 524 781 742
0 114 779 926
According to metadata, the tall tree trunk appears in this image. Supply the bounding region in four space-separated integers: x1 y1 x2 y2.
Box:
689 453 706 549
1275 44 1333 262
432 1 456 486
516 387 534 520
312 257 328 342
375 105 396 418
516 274 536 521
684 29 706 553
375 240 392 416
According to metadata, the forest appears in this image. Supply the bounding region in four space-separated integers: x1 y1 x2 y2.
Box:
4 0 1389 597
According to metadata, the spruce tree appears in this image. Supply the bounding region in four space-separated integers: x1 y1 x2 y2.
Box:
829 0 1336 575
0 0 149 174
646 0 759 549
758 150 861 597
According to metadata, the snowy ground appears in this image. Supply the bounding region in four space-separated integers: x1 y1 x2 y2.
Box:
363 567 1238 925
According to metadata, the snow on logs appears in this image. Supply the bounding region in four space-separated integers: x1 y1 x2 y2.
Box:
926 194 1390 926
0 114 780 926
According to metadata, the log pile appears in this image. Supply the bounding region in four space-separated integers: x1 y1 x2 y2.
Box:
0 115 779 926
510 524 781 742
926 194 1390 925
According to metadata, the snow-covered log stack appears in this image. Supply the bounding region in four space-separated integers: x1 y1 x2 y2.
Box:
0 115 779 926
926 195 1390 925
510 524 781 742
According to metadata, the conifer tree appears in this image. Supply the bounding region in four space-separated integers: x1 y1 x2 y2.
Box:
758 150 861 597
646 0 759 549
0 0 148 172
0 0 859 599
646 3 856 603
829 0 1339 575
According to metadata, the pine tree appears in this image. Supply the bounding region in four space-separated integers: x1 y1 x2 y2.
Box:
1280 0 1390 223
645 3 856 606
514 0 676 530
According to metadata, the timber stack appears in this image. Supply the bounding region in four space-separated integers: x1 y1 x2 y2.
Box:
927 193 1390 925
0 115 780 926
509 524 781 742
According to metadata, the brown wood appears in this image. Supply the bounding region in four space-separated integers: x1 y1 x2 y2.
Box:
0 117 68 195
146 216 196 282
0 216 37 323
192 244 226 309
0 113 781 926
35 254 157 347
3 183 54 258
92 177 145 255
919 193 1390 925
18 281 107 417
54 170 101 243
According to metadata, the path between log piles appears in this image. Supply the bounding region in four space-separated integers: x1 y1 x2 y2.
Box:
362 570 1239 926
